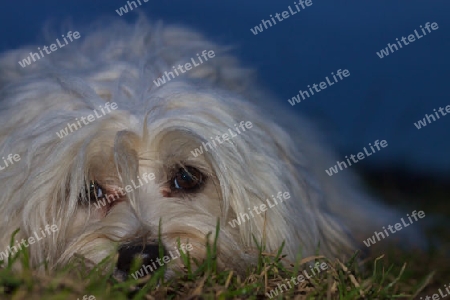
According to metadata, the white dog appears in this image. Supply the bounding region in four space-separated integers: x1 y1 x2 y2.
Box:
0 18 423 278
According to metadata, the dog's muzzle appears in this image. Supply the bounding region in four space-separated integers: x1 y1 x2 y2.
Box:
116 242 166 279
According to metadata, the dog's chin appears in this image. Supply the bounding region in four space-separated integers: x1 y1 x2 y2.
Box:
58 197 258 279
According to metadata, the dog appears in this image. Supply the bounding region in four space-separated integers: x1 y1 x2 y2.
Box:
0 17 424 278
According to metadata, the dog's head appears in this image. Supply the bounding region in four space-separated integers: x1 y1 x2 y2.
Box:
0 20 354 278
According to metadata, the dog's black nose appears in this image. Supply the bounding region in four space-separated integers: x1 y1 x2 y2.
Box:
117 243 164 277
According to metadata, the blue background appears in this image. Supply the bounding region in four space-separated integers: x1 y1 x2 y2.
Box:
1 0 449 176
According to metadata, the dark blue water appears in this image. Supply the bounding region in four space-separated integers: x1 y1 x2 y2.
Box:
1 0 449 174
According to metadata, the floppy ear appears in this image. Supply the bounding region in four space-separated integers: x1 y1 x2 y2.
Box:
221 119 355 261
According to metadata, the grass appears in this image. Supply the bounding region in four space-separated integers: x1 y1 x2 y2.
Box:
1 220 448 300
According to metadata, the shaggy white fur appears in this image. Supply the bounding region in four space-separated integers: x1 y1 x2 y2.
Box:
0 17 423 276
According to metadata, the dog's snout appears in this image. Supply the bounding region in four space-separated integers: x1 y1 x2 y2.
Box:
117 243 165 276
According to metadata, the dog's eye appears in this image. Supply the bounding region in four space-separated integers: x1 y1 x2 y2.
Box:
171 166 204 192
87 181 105 201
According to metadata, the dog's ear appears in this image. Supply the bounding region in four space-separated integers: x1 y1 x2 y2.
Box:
214 121 306 258
221 120 356 261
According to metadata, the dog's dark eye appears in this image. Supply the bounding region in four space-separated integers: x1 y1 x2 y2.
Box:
171 166 204 192
87 181 105 201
